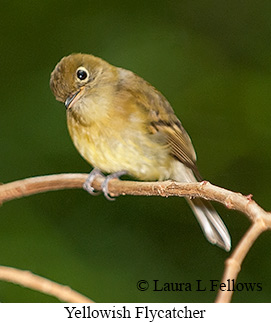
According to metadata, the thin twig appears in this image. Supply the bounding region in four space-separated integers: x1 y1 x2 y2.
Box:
0 173 270 303
0 265 93 303
0 174 269 223
215 220 268 303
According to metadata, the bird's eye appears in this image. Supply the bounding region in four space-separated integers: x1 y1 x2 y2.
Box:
76 67 89 81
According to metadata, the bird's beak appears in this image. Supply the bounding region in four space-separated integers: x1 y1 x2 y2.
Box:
65 88 84 109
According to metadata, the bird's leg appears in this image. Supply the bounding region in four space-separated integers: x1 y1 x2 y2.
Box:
101 170 127 201
83 168 105 195
83 169 127 201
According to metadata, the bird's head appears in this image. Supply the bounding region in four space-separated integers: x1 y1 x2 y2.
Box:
50 53 115 110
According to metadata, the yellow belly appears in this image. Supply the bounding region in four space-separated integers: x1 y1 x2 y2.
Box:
67 114 173 181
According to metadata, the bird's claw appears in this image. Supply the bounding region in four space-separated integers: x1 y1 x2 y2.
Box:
83 169 127 200
83 168 104 196
101 170 127 201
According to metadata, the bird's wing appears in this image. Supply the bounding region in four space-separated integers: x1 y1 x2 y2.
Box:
148 117 202 180
117 68 201 179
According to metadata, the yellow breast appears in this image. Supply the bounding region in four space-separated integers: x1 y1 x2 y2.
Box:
67 108 173 181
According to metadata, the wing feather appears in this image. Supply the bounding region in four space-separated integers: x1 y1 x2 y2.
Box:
116 68 202 180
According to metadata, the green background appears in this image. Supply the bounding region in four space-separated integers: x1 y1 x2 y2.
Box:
0 0 270 302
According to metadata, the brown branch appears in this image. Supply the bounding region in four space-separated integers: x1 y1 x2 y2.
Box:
0 173 270 303
215 220 268 303
0 174 269 221
0 265 93 303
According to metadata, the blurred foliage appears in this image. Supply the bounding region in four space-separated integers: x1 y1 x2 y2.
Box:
0 0 271 302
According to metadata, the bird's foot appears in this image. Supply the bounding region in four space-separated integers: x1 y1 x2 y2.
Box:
83 168 104 196
83 169 127 201
101 170 127 201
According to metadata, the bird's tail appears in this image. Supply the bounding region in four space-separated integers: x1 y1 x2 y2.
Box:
186 197 231 251
171 162 231 251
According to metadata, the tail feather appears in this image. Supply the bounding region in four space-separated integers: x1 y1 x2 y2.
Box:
186 197 231 251
171 161 231 251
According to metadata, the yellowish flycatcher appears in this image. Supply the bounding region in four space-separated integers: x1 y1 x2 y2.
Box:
50 53 231 251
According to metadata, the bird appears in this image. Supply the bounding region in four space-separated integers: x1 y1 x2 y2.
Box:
50 53 231 251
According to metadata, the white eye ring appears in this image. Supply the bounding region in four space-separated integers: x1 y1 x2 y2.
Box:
76 66 89 82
